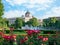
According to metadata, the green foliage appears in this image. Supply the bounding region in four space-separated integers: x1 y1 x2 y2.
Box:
55 20 60 29
0 18 8 29
0 30 58 45
55 34 60 45
26 17 39 27
0 0 4 17
0 0 9 29
5 20 9 27
43 30 56 34
0 35 4 45
15 18 25 29
5 30 10 34
43 17 60 29
16 35 27 45
13 30 25 32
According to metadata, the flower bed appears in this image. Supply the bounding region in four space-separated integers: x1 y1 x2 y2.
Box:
0 30 59 45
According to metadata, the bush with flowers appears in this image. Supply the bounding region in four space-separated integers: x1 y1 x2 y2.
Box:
16 30 49 45
0 28 59 45
0 27 17 45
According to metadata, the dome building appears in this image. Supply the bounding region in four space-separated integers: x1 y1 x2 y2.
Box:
7 11 36 25
22 11 33 22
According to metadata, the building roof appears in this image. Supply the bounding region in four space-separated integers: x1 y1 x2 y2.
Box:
25 11 30 15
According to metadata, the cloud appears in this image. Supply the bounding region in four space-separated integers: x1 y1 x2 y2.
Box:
6 0 28 6
6 0 54 5
3 10 35 18
5 0 56 10
42 7 60 19
3 0 58 19
3 10 26 18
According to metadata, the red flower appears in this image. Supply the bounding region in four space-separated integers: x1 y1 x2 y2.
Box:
27 30 33 35
20 39 25 44
38 36 43 39
33 30 40 34
3 35 14 41
24 36 28 41
27 30 40 35
0 32 3 36
42 37 48 42
3 35 10 40
10 27 14 31
20 36 28 44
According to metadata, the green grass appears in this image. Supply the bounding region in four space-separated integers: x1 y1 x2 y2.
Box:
13 31 27 35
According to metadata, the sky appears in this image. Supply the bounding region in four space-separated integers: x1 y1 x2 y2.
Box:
2 0 60 19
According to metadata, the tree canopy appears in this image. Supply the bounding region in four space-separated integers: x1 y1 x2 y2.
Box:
43 17 60 29
0 0 4 17
26 17 39 27
15 18 25 29
0 0 5 28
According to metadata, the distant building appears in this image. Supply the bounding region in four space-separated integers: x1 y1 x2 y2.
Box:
7 11 33 25
38 19 43 26
7 11 43 26
21 11 33 22
7 18 16 25
55 17 60 20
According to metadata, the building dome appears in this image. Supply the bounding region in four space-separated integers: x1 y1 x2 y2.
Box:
25 11 30 17
25 11 30 14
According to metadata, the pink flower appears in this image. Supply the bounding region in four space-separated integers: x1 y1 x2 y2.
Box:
45 37 48 41
12 34 17 39
38 36 43 39
42 37 48 42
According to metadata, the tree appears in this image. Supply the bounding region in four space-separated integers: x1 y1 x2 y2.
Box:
55 20 60 29
5 20 9 27
43 17 57 28
15 18 25 29
26 17 39 27
0 0 4 28
1 18 9 29
0 0 4 17
49 17 57 27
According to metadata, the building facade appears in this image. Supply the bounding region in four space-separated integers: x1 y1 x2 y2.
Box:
21 11 33 22
7 11 33 25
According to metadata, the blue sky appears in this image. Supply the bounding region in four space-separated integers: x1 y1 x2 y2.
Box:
2 0 60 19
